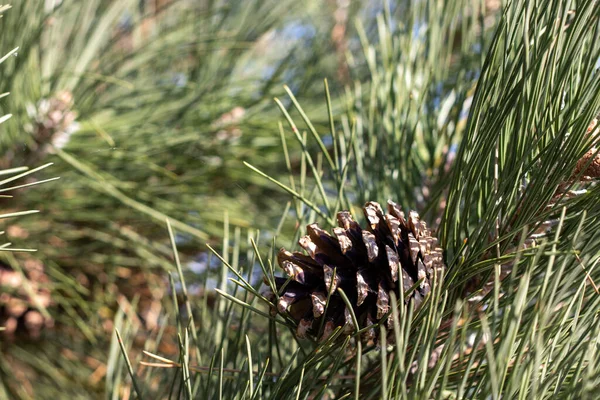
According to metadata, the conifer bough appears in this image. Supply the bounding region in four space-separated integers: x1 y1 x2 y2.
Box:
269 200 445 342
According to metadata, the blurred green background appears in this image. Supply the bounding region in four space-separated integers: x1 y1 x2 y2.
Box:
0 0 366 397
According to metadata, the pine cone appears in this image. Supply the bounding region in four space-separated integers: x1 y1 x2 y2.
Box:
269 200 444 342
0 259 54 339
573 117 600 180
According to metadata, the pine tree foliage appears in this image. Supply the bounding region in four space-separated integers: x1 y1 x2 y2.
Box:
0 5 57 254
113 0 600 398
0 5 58 397
0 1 348 397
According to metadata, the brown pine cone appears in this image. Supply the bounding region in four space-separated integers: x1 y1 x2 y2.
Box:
268 200 444 343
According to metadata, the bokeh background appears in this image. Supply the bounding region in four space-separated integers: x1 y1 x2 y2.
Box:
0 1 379 396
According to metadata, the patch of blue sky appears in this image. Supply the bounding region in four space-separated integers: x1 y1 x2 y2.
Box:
279 21 316 41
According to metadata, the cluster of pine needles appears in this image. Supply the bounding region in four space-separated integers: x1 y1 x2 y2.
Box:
1 0 600 399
